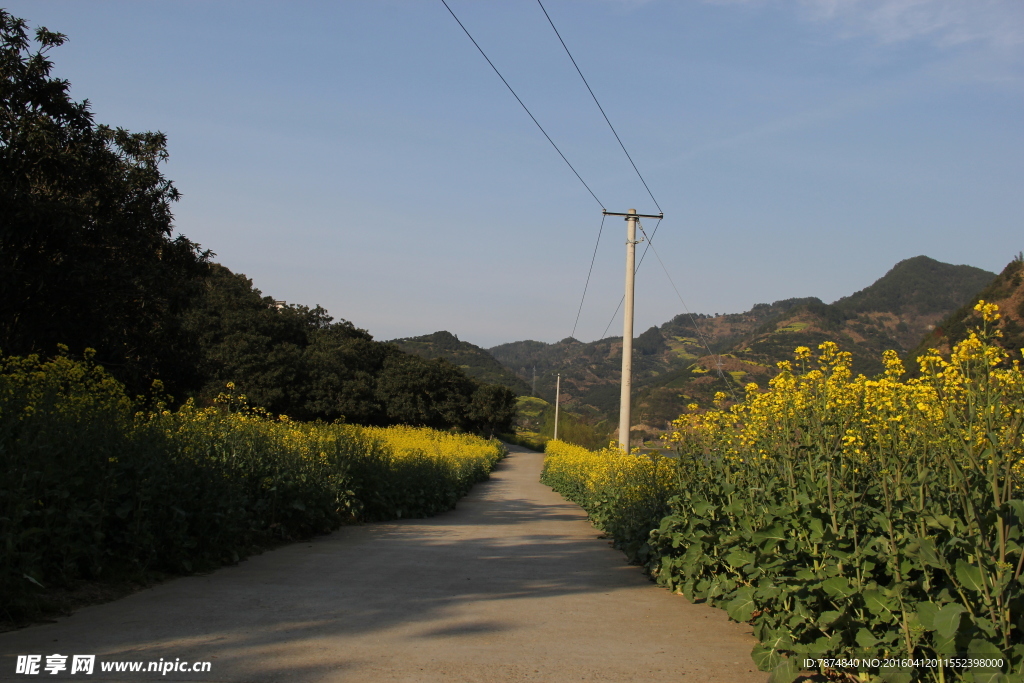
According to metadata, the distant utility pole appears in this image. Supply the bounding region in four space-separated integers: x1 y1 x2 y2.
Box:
532 366 537 396
553 373 561 441
603 208 663 451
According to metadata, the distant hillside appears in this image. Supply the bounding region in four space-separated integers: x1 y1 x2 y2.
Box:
488 255 999 438
909 255 1024 364
832 255 995 349
390 331 531 395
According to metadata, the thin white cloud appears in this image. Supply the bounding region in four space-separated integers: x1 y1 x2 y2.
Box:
708 0 1024 50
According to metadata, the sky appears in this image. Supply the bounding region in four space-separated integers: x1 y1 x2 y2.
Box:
7 0 1023 348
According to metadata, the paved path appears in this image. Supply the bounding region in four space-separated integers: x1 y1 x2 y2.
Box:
1 445 766 682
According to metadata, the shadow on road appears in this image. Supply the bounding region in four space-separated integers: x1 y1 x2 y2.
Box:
0 447 763 683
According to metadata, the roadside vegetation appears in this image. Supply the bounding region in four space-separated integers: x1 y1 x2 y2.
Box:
508 396 612 451
0 351 504 624
0 11 513 627
543 302 1024 682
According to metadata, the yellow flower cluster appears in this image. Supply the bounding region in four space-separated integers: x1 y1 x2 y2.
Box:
544 439 674 503
155 398 504 504
2 352 506 616
542 439 675 555
363 424 505 482
664 303 1024 482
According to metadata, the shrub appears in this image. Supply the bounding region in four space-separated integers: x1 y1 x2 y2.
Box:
0 351 504 622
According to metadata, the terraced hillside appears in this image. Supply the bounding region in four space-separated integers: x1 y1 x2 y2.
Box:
489 255 999 436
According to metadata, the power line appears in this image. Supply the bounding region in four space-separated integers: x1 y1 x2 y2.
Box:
636 222 739 401
440 0 604 209
535 0 661 214
599 217 662 339
569 212 606 340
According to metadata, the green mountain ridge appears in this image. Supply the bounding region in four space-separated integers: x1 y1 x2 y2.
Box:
487 255 999 435
389 330 531 396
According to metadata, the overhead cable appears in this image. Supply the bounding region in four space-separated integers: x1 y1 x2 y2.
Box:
569 212 606 340
535 0 662 214
636 222 739 401
599 217 662 339
440 0 604 209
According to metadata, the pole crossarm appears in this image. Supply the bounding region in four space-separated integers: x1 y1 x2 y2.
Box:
603 210 663 219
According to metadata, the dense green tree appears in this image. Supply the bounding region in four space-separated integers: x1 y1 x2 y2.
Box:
185 264 516 433
182 265 310 412
181 264 381 421
0 11 210 394
374 351 478 430
465 383 517 436
301 326 387 424
0 10 514 433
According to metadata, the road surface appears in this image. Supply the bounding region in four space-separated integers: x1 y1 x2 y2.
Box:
1 444 766 682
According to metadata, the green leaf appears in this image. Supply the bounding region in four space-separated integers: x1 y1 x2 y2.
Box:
880 668 914 683
956 559 987 593
752 524 787 550
863 589 894 618
725 549 755 568
727 586 757 623
767 657 801 683
973 616 1000 639
967 639 1004 671
692 501 714 517
751 631 792 671
925 514 956 531
916 601 939 630
909 536 944 568
817 610 843 627
1005 499 1024 524
822 577 856 599
855 628 880 647
931 628 958 655
934 602 966 639
808 517 825 539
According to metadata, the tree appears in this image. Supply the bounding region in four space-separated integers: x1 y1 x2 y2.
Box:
466 383 517 435
181 263 388 421
374 351 478 430
0 11 209 395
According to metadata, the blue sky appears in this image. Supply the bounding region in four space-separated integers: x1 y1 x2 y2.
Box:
8 0 1023 347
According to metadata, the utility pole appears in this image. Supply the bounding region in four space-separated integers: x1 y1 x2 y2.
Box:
553 373 561 441
603 208 663 451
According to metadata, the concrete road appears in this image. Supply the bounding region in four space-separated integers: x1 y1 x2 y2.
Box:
0 445 766 682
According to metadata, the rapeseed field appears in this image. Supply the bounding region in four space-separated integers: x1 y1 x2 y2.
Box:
0 352 503 621
544 302 1024 682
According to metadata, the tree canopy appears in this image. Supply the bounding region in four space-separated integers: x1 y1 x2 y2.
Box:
0 10 517 436
184 265 517 433
0 11 210 394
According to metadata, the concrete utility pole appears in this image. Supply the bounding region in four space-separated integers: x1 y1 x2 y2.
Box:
603 208 663 451
553 373 561 441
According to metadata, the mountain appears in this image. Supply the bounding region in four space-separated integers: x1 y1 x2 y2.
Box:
832 255 996 348
488 255 998 438
389 330 532 395
908 255 1024 363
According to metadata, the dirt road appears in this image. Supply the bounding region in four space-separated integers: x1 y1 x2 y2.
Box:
1 445 766 682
